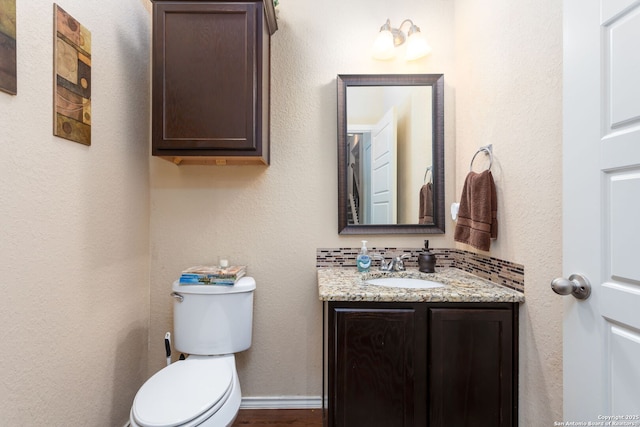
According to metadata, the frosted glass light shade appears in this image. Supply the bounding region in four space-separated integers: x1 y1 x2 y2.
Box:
405 31 431 61
371 30 396 60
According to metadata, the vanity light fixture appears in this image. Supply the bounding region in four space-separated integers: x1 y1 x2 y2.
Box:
371 19 432 61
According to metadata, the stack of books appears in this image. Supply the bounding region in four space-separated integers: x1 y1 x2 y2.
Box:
179 265 246 285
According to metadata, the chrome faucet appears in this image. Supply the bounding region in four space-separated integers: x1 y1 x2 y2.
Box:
390 254 411 271
373 253 411 272
372 254 390 271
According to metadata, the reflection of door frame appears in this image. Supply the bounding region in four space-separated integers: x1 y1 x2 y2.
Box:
348 125 372 223
349 107 397 225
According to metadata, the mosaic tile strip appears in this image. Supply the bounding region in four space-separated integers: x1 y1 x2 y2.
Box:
316 247 524 292
454 251 524 292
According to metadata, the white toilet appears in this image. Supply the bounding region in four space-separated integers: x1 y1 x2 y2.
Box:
130 277 256 427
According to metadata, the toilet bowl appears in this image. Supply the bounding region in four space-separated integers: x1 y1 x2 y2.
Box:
130 277 256 427
130 355 240 427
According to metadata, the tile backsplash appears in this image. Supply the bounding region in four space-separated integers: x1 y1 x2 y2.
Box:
316 247 524 292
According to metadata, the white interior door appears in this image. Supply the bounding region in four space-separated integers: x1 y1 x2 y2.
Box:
370 107 397 224
362 134 372 223
562 0 640 421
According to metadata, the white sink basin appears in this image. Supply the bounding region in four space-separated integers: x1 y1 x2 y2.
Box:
365 277 445 289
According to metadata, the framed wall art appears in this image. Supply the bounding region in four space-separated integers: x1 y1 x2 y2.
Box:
0 0 17 95
54 4 91 145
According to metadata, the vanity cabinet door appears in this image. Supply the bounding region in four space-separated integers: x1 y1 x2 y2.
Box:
328 303 427 427
428 307 517 427
151 1 275 165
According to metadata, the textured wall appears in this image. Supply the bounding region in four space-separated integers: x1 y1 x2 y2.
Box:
454 0 563 424
0 1 151 425
149 0 457 399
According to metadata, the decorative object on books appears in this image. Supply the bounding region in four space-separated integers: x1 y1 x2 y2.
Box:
218 256 229 268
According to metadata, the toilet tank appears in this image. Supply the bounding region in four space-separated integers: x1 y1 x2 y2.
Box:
171 277 256 355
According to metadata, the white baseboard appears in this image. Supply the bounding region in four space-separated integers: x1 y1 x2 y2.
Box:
240 396 323 409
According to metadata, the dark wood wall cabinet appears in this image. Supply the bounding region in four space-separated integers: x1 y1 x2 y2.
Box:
325 301 519 427
151 0 277 165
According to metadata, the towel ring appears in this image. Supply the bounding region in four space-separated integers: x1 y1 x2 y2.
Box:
470 144 493 172
423 166 432 183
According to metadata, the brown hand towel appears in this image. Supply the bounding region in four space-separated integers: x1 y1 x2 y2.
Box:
419 182 433 224
454 170 497 251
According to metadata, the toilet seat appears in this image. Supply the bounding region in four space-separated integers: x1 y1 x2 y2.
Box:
131 356 234 427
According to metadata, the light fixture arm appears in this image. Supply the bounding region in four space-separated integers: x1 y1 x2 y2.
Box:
382 19 422 47
398 19 416 32
379 18 392 32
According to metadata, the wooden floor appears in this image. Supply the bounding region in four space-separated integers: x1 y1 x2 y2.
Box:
232 409 323 426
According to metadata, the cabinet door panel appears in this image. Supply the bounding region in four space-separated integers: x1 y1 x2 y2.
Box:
153 3 258 151
332 307 416 427
428 308 514 427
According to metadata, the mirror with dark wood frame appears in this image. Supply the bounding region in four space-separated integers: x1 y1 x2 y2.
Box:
337 74 445 234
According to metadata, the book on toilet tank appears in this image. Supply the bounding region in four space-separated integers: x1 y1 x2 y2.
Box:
180 265 246 285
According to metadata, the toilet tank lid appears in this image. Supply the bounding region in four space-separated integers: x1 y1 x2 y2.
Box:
172 276 256 294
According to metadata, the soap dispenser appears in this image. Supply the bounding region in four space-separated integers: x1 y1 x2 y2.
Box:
356 240 371 272
418 240 436 273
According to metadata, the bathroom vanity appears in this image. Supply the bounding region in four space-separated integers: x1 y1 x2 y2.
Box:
318 268 524 427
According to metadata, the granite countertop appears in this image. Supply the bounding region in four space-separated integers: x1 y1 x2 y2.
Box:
317 267 525 303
